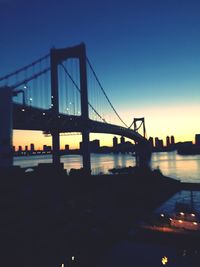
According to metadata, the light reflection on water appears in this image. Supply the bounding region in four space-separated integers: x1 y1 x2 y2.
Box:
151 151 200 183
156 190 200 214
14 151 200 183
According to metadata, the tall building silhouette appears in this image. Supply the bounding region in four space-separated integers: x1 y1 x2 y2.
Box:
171 135 175 145
30 143 34 151
149 137 154 148
195 134 200 145
113 136 118 147
65 144 69 150
166 136 170 147
155 137 163 149
120 136 125 144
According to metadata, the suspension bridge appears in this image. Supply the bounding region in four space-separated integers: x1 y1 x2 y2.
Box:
0 43 151 173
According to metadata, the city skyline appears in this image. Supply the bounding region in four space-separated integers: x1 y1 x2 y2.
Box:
13 132 200 151
1 0 200 147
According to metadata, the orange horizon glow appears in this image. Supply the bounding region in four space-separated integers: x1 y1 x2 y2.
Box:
13 103 200 150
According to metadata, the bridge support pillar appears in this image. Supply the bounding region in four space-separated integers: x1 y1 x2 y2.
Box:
80 44 91 175
52 129 60 166
0 86 13 168
135 142 152 169
50 48 60 166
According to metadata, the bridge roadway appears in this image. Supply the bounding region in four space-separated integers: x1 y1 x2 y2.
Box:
13 103 147 144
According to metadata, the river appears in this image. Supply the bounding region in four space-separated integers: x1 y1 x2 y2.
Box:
14 151 200 183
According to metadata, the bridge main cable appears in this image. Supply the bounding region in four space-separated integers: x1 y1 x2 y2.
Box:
86 57 129 128
0 54 49 82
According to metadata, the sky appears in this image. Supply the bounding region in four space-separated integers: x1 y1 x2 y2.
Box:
1 0 200 149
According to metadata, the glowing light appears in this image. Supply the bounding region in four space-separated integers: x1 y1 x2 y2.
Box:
29 98 33 101
21 109 25 112
180 212 184 216
178 220 183 223
161 256 168 265
61 264 64 267
71 256 75 261
191 213 195 217
42 112 45 116
193 222 198 225
160 213 164 217
23 85 27 89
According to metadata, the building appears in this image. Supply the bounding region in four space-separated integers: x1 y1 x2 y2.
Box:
90 140 100 152
166 136 170 147
18 146 22 152
65 144 69 150
120 136 125 144
80 139 100 152
30 143 35 151
113 136 118 147
43 145 51 151
171 135 175 145
149 137 154 148
195 134 200 146
155 137 163 149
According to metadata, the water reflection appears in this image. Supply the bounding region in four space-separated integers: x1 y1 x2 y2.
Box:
156 190 200 214
14 151 200 183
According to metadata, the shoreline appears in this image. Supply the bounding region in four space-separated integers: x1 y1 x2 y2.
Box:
1 165 200 266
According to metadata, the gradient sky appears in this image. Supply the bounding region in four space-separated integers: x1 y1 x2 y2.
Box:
1 0 200 149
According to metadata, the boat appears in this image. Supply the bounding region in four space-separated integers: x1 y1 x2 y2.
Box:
133 192 200 242
169 201 200 231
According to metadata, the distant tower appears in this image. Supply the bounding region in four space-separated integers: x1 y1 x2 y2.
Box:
171 135 175 145
65 144 69 150
30 143 35 151
18 146 22 152
155 137 159 148
195 134 200 145
166 136 170 147
149 137 154 148
113 136 118 147
25 145 28 151
120 136 125 144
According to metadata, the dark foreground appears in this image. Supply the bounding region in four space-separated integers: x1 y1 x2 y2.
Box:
1 165 199 267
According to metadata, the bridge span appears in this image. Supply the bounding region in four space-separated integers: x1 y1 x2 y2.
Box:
0 43 151 173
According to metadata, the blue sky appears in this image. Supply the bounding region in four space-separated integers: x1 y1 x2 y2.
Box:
1 0 200 147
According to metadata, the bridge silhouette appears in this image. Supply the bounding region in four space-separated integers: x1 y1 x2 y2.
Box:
0 43 151 173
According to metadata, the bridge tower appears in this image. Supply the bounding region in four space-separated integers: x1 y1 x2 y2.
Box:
50 43 91 173
133 117 146 138
132 117 151 167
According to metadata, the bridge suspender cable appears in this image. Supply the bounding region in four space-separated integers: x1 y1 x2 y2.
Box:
0 54 49 82
60 63 106 123
86 57 129 128
11 68 50 89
